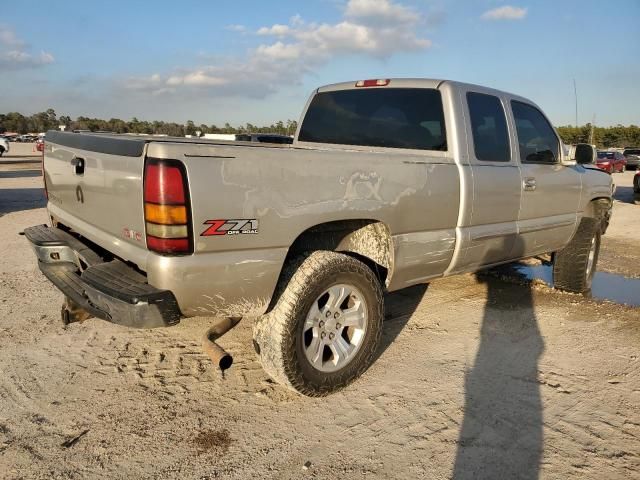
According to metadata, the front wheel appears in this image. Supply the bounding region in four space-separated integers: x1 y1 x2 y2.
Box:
253 251 384 396
552 217 601 293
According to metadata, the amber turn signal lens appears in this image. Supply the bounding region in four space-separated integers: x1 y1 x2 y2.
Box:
144 203 187 225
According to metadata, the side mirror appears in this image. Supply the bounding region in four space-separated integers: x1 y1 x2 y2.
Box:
573 143 596 164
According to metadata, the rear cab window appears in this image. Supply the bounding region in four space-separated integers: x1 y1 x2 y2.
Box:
298 88 447 151
467 92 510 162
511 100 560 164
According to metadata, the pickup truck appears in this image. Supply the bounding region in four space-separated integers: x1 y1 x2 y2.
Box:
25 78 612 396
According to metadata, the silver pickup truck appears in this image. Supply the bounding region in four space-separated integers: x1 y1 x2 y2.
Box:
25 78 612 396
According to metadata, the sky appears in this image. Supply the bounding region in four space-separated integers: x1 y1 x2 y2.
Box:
1 0 639 127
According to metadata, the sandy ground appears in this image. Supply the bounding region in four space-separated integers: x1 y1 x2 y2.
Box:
0 162 639 479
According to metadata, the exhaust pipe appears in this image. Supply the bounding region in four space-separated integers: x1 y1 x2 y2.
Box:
61 297 93 326
202 317 241 372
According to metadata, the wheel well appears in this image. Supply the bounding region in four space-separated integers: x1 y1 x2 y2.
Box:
284 219 393 287
584 197 612 233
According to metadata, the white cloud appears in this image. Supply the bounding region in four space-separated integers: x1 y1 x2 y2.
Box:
225 24 246 33
481 6 528 21
257 24 291 36
167 71 228 87
123 0 433 99
0 25 54 71
344 0 417 25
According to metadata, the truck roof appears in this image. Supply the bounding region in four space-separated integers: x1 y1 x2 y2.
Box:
316 78 531 104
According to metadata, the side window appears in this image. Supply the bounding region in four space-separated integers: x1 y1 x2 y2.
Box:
511 101 560 163
467 92 510 162
298 88 447 151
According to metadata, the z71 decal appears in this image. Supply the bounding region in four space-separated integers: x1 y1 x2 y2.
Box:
201 219 259 236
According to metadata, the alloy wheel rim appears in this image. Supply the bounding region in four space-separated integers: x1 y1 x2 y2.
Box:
301 284 368 373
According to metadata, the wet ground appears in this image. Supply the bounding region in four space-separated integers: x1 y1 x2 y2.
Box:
1 164 639 479
511 263 640 307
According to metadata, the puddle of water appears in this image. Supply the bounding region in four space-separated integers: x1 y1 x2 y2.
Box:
513 264 640 307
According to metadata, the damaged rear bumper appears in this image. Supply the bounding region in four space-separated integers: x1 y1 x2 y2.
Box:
24 225 181 328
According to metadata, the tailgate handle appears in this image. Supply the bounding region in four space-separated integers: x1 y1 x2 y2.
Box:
71 156 85 175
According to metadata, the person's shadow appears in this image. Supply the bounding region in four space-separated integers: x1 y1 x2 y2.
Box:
453 237 544 479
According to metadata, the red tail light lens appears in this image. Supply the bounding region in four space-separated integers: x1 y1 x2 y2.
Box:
355 79 391 87
143 158 192 255
41 143 48 200
144 163 186 204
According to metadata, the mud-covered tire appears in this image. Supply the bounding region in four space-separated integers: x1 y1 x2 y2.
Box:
553 217 601 293
253 251 384 396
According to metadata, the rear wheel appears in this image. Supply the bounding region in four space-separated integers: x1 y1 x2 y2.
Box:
553 217 601 293
253 251 384 396
0 147 4 157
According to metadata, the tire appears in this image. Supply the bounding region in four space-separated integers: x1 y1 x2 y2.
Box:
0 147 4 157
253 250 384 396
552 217 601 293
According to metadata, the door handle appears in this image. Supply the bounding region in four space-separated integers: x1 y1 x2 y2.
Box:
523 177 536 191
71 156 85 175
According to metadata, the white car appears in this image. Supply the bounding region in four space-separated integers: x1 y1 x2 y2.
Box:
0 137 10 156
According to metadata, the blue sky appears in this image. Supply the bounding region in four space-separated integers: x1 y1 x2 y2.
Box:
1 0 638 127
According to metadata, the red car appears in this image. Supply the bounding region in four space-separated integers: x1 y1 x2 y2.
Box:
35 137 45 152
596 151 626 173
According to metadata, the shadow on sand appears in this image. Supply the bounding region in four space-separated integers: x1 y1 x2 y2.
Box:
453 238 544 479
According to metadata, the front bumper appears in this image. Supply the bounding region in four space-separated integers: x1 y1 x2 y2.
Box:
24 225 181 328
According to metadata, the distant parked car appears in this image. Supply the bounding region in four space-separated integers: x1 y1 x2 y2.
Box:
17 134 37 142
623 148 640 170
0 136 10 156
596 151 626 173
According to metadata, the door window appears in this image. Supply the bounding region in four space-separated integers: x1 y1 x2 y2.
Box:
467 92 510 162
511 101 560 164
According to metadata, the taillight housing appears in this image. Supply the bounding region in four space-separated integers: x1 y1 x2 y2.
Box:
355 79 391 87
143 158 193 255
41 142 48 200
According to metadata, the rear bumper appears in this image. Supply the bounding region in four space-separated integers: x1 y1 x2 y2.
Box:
24 225 181 328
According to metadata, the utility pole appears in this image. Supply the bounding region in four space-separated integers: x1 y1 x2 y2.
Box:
589 113 596 146
573 78 578 127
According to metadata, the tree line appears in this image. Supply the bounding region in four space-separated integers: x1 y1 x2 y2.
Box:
1 109 638 147
0 109 298 137
555 124 640 149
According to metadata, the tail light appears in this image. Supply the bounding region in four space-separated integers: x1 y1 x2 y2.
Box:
41 144 48 200
355 79 390 87
143 158 192 255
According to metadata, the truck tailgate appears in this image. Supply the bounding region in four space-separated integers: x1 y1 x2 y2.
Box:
44 131 148 264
